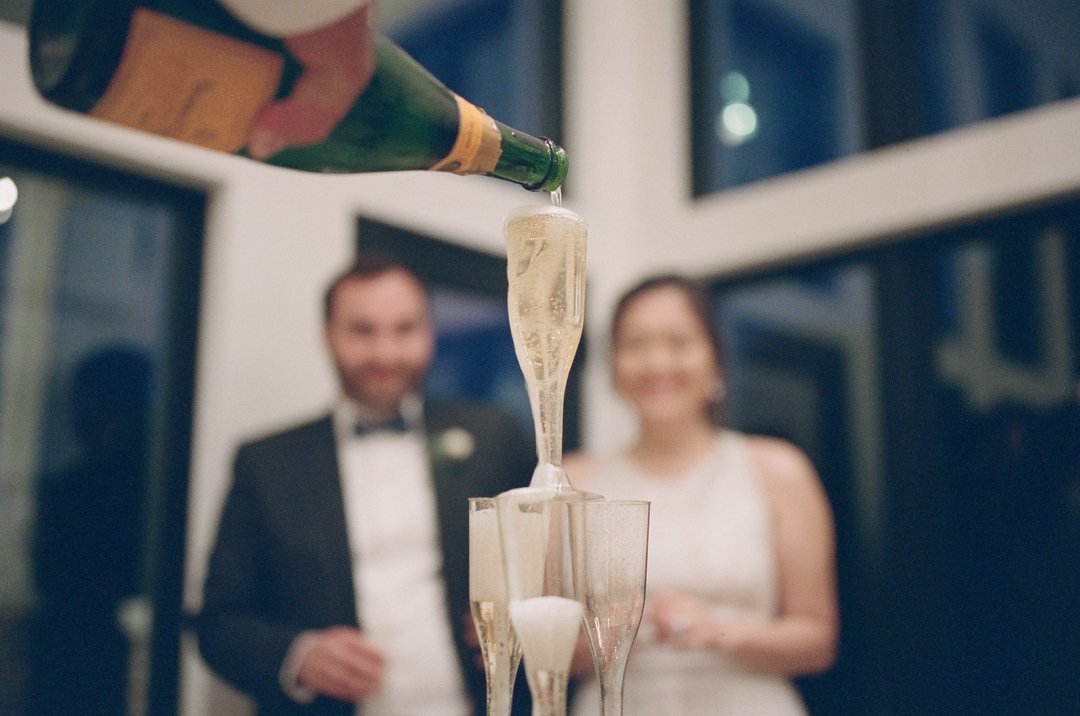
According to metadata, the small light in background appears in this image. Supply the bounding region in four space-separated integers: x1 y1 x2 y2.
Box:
0 176 17 225
717 102 759 146
719 71 751 103
715 70 759 147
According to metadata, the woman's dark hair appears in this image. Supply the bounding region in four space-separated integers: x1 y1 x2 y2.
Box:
610 273 727 424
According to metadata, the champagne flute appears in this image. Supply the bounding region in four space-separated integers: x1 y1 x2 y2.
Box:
469 497 522 716
496 487 588 716
579 500 650 716
504 205 587 492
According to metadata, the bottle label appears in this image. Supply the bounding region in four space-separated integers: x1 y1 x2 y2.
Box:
90 9 284 153
429 95 502 176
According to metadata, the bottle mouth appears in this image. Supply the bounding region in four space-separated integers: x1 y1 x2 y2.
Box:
527 138 568 193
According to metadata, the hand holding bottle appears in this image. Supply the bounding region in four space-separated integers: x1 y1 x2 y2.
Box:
247 3 377 159
30 0 568 191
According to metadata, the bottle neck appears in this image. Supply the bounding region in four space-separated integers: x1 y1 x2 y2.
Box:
492 129 568 193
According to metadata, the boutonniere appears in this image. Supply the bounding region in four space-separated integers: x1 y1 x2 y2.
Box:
429 427 475 478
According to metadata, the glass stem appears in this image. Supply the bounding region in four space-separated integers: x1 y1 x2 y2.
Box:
598 659 630 716
529 669 569 716
485 647 522 716
533 376 565 468
488 685 511 716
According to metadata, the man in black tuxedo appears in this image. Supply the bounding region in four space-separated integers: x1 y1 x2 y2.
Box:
198 251 535 715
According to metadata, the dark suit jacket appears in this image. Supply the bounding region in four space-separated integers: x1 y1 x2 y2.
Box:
197 398 535 716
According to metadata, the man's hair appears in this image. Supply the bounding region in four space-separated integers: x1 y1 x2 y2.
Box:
322 249 431 321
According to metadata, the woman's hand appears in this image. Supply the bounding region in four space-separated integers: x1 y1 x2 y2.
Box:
648 591 731 651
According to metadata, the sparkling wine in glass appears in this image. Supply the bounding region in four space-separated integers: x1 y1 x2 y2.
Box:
496 487 588 716
579 500 650 716
504 205 587 493
469 497 522 716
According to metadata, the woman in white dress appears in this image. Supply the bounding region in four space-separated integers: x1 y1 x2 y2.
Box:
567 274 839 715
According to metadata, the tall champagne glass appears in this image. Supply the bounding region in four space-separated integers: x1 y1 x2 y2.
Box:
579 500 650 716
504 205 587 493
496 487 588 716
469 497 522 716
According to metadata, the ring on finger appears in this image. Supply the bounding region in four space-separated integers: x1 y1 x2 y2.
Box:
670 616 693 635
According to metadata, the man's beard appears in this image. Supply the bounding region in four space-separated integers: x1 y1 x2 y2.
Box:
339 365 424 408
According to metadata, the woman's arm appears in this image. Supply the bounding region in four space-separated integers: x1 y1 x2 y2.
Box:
725 436 839 674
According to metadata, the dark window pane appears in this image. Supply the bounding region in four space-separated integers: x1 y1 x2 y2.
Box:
693 0 1080 196
978 16 1040 119
691 0 856 194
915 0 1080 136
384 0 563 141
0 139 203 716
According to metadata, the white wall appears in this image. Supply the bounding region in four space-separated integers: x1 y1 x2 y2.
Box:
3 0 1080 710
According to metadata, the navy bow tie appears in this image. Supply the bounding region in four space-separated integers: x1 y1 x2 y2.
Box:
354 414 410 436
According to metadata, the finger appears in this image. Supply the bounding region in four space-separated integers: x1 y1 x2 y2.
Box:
299 653 360 701
247 6 374 159
338 632 386 667
653 611 691 643
301 629 383 700
247 79 351 159
305 650 381 701
669 615 694 637
462 615 480 648
336 634 386 686
314 664 365 702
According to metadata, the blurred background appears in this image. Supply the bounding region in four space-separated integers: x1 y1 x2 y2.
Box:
1 0 1078 714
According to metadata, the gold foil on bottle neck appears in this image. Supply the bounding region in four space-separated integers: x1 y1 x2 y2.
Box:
429 95 502 176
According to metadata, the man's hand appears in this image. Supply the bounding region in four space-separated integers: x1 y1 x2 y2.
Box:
297 626 386 702
247 4 376 159
461 613 485 668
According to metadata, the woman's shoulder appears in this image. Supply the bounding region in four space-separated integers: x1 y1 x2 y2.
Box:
741 433 834 537
741 433 822 496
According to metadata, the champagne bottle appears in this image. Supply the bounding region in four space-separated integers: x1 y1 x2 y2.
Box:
28 0 568 192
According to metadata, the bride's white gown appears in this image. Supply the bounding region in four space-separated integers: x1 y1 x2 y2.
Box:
571 431 808 716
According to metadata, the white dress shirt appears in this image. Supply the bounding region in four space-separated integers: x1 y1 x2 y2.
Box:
280 396 470 715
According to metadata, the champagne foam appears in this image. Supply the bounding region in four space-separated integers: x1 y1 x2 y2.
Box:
509 595 583 673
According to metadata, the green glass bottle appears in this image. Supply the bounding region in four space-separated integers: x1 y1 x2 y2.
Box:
28 0 568 192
